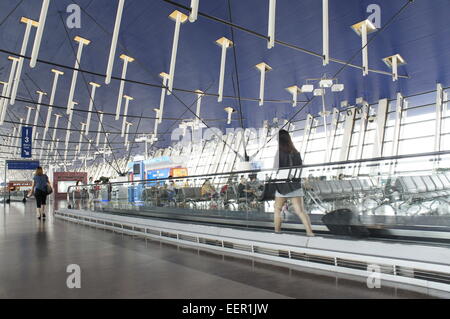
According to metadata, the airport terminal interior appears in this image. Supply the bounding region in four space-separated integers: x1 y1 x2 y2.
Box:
1 0 450 300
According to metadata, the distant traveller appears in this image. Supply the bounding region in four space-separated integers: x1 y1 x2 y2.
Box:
28 166 53 220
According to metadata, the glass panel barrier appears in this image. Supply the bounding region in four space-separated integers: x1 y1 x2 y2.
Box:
67 152 450 243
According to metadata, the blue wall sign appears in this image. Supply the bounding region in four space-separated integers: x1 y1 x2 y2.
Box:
6 160 40 170
21 126 33 158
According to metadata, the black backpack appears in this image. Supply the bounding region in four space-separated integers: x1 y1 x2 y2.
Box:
321 208 370 238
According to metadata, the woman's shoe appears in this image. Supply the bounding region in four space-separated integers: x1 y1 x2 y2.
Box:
42 213 46 219
306 233 315 237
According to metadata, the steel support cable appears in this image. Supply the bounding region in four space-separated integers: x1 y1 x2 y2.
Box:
251 0 414 158
57 10 122 175
0 93 233 122
0 0 24 27
227 0 249 162
162 0 410 79
66 0 253 160
0 48 309 105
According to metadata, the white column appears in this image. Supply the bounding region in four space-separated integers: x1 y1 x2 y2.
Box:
194 89 204 126
189 0 200 22
78 122 86 154
286 86 300 107
30 0 50 68
50 113 62 152
224 107 235 125
0 57 20 125
216 37 233 102
25 106 35 125
67 36 90 114
115 54 134 120
255 63 271 106
43 69 63 140
0 81 8 121
121 95 133 137
322 0 329 65
32 91 46 140
158 72 169 123
95 112 104 147
351 20 376 77
85 82 101 134
167 11 188 95
125 122 132 147
267 0 276 49
105 0 125 85
10 18 38 105
15 118 24 156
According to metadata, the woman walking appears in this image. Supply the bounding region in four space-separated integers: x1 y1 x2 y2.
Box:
28 167 52 220
274 130 314 237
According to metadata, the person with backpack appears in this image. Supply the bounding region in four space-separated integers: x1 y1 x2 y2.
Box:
28 166 53 220
273 130 314 236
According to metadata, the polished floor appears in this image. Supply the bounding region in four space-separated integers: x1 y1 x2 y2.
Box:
0 199 436 299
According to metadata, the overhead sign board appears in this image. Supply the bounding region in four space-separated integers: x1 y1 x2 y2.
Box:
6 160 40 170
21 126 33 158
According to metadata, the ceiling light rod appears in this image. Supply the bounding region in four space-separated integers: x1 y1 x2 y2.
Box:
322 0 329 65
0 57 20 125
96 112 104 147
77 122 86 154
216 37 233 102
30 0 50 68
50 113 62 152
0 82 8 123
167 11 188 95
43 69 64 139
158 72 169 124
32 90 47 140
351 19 377 76
383 54 406 82
267 0 276 49
10 17 39 105
194 89 204 126
25 105 35 125
189 0 200 23
255 62 272 106
85 82 101 134
115 54 134 120
67 36 90 114
105 0 125 85
121 95 134 137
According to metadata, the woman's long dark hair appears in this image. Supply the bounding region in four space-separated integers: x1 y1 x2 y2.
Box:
278 129 298 154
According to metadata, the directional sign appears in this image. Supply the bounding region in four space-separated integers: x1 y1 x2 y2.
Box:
6 160 40 170
21 126 33 158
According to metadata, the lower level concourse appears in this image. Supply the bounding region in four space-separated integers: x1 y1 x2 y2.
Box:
0 200 438 299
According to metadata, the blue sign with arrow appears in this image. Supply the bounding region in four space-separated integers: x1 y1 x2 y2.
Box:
21 126 33 158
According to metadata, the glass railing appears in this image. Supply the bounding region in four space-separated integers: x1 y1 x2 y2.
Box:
66 151 450 242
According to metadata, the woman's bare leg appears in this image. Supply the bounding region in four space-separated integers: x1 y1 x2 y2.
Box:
274 197 287 232
290 196 314 236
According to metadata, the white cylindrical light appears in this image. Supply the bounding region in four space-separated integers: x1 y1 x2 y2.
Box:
44 69 63 139
67 36 90 114
167 11 188 95
322 0 329 65
255 63 271 106
85 82 100 134
0 57 19 125
30 0 50 68
216 37 232 103
195 90 204 125
95 112 104 147
105 0 125 85
32 91 46 140
115 54 134 120
50 113 61 152
78 122 86 154
10 18 37 105
189 0 200 22
65 102 77 149
0 82 8 120
158 72 169 123
267 0 276 49
25 106 34 125
121 95 133 137
15 118 24 156
351 20 376 77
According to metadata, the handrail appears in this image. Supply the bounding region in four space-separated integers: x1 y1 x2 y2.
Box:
67 149 450 194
